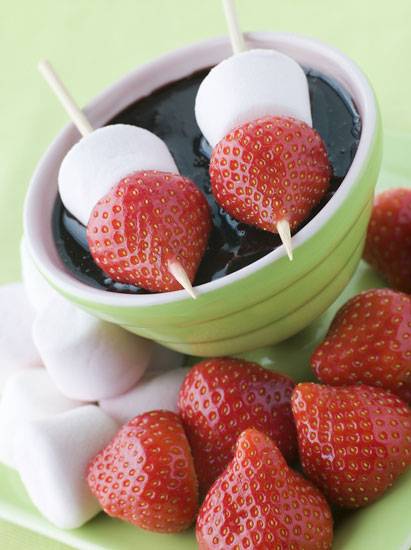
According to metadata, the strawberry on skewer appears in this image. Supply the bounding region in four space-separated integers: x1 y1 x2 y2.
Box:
39 60 209 298
210 115 331 260
87 171 211 296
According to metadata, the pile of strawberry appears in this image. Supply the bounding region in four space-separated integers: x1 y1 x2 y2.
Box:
86 190 411 548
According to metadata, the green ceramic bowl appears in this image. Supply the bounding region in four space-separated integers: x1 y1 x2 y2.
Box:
24 32 382 357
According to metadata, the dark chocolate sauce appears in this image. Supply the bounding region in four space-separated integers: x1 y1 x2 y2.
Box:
53 68 361 294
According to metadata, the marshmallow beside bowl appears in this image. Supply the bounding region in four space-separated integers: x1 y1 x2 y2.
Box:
0 282 42 390
24 32 382 357
14 405 118 529
0 369 83 468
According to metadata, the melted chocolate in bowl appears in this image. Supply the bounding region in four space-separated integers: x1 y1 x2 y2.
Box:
53 68 361 294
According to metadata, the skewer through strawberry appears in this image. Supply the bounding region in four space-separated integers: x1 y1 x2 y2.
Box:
209 115 331 259
195 0 332 259
39 61 211 298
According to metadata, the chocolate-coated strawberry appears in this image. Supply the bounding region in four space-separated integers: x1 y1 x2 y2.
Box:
87 410 198 532
196 429 333 550
209 115 331 234
178 357 297 494
87 171 211 294
311 289 411 403
292 383 411 508
364 188 411 293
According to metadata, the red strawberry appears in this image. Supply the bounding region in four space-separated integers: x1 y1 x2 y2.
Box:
196 428 333 550
292 383 411 508
363 188 411 293
87 170 211 293
209 115 331 234
311 289 411 403
86 410 198 533
178 357 297 494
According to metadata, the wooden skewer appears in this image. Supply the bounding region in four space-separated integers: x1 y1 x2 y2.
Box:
38 60 93 137
221 0 294 261
222 0 246 54
38 59 197 299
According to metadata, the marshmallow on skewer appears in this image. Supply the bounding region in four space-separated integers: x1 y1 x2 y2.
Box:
33 295 153 401
38 60 177 227
20 237 58 312
0 369 83 468
100 367 190 425
195 48 312 148
58 124 178 226
14 405 118 529
0 283 42 390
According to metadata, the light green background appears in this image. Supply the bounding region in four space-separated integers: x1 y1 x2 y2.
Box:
1 0 411 548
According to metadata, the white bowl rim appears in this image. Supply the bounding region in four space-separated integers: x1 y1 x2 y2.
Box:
24 31 378 308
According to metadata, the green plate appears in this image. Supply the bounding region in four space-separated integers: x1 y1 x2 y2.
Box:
0 132 410 549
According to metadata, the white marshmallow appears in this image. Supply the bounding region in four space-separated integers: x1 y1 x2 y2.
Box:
14 405 118 529
0 369 83 468
20 238 58 312
0 282 42 391
58 124 178 225
33 295 154 401
195 49 312 147
100 367 190 425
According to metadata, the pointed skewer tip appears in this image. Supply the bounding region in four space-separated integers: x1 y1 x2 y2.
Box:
277 219 294 261
168 261 197 300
